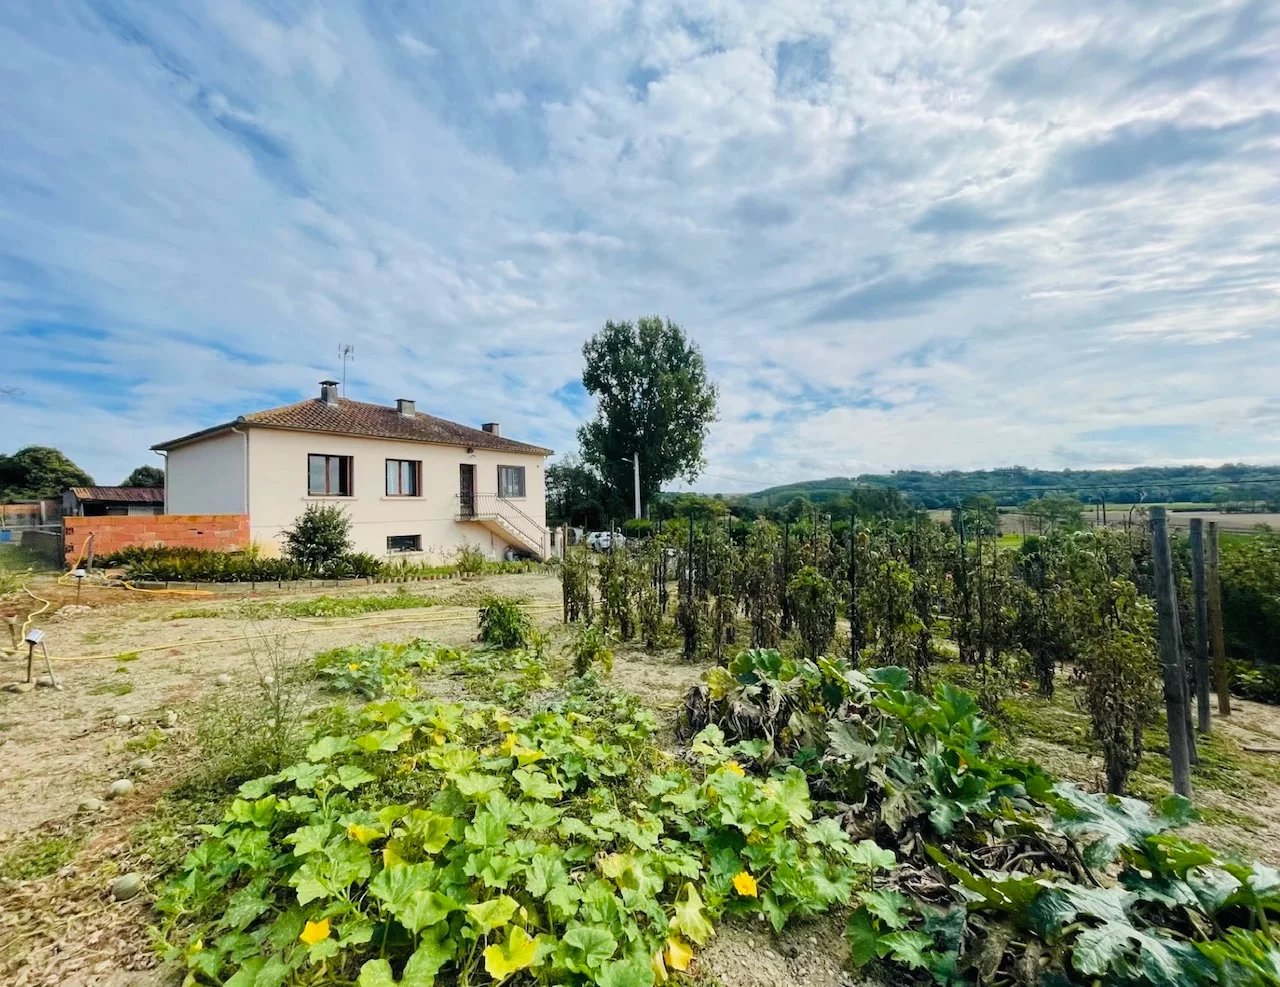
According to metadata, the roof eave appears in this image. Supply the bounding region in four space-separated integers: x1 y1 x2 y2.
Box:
151 418 246 452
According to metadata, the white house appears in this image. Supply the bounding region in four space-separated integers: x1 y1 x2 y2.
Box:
152 381 552 561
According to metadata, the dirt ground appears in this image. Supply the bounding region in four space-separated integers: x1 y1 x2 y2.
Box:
2 568 1278 987
0 570 737 987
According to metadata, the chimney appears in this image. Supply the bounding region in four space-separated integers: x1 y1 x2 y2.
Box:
396 398 416 417
320 379 340 406
481 422 500 437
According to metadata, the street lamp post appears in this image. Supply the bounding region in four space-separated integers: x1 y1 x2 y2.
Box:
632 452 641 520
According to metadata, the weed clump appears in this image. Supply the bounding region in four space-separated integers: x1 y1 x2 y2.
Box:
477 595 533 649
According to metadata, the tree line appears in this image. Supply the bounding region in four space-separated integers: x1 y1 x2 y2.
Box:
1 446 163 502
741 464 1280 511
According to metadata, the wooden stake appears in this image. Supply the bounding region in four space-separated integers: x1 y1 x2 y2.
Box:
1150 508 1193 797
848 512 858 666
1206 521 1231 716
1189 519 1211 733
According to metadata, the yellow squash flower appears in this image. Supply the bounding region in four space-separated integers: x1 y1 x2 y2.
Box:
732 871 758 898
299 918 330 945
723 761 745 777
665 937 694 971
347 663 361 672
347 823 380 845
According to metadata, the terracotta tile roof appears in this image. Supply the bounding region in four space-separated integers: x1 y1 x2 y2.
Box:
68 486 165 503
153 397 552 456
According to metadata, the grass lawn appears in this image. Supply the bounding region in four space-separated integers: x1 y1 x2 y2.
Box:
0 541 59 573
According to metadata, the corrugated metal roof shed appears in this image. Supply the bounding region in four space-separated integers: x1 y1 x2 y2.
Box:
67 487 165 503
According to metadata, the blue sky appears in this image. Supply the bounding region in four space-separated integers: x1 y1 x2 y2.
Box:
2 1 1278 492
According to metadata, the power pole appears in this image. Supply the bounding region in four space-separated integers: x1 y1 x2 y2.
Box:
1189 519 1211 733
632 452 641 520
1150 507 1193 797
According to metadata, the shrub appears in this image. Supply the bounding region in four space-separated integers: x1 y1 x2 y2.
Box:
455 543 486 577
1074 578 1160 794
102 546 380 583
788 565 836 661
336 551 383 579
1219 529 1280 664
477 595 533 648
565 623 614 677
621 517 653 538
558 546 595 623
283 504 353 569
1230 660 1280 703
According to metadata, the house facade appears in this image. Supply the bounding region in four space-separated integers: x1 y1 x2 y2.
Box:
153 381 552 561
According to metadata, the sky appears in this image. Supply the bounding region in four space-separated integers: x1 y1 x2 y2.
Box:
1 1 1278 493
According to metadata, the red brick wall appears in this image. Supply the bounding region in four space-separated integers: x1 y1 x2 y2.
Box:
63 514 249 565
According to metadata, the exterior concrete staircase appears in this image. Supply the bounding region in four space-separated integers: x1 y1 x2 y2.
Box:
456 494 550 561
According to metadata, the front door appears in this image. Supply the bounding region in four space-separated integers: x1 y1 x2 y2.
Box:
459 464 476 517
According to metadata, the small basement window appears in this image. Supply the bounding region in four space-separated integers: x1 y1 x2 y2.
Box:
308 454 353 496
498 465 526 499
386 534 422 553
385 458 422 496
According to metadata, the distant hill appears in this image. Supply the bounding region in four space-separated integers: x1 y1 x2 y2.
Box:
735 464 1280 510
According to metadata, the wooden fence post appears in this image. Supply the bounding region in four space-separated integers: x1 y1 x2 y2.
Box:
1150 508 1193 797
1206 521 1231 715
848 512 859 667
1171 605 1199 766
1189 519 1211 733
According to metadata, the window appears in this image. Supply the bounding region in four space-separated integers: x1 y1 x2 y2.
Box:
385 459 421 496
308 454 352 496
387 534 421 553
498 465 526 498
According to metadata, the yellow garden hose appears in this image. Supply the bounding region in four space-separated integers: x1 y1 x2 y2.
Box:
16 585 53 644
6 554 212 652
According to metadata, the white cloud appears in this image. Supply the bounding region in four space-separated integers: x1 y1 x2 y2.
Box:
1 0 1277 489
488 89 527 112
396 32 438 59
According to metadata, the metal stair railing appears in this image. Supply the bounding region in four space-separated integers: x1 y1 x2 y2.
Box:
456 494 549 559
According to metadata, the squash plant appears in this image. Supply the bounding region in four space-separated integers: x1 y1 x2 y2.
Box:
158 685 886 985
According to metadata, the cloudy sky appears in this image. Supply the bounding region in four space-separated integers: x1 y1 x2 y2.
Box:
2 1 1278 492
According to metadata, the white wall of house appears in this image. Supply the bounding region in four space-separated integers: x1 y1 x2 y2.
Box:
165 430 247 515
242 428 547 561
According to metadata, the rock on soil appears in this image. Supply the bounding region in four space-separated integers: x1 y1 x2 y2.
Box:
109 873 142 901
106 779 134 799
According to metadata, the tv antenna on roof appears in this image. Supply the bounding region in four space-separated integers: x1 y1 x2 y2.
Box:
338 344 354 395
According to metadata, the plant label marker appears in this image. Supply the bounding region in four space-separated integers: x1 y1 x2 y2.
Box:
24 628 59 690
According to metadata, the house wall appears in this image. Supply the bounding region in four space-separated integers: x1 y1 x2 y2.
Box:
165 430 246 516
244 428 548 561
62 514 249 566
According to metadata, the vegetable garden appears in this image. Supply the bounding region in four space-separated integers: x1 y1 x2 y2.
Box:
4 512 1280 987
